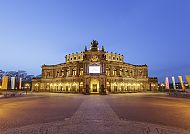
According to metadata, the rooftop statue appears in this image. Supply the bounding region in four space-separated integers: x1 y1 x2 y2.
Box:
102 45 105 52
91 40 99 47
90 40 99 51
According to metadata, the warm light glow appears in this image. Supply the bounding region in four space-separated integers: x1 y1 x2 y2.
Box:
80 82 83 86
25 84 30 87
161 83 165 87
73 82 77 86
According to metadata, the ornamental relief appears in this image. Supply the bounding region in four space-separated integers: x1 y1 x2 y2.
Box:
91 55 98 62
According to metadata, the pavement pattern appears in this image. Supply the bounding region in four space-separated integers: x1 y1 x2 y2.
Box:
1 95 190 134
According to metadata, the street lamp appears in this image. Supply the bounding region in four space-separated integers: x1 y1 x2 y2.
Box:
25 83 30 94
161 83 165 92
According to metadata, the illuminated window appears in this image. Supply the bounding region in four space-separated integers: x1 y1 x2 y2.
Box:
73 69 77 76
106 68 110 76
120 69 122 76
80 82 83 86
80 68 83 75
125 70 129 76
113 69 117 76
61 70 64 76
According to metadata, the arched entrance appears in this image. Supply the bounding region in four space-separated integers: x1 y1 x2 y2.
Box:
90 79 99 93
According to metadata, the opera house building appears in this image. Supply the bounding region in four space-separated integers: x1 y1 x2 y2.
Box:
32 40 158 94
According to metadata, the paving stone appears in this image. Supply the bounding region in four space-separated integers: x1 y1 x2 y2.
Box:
2 96 190 134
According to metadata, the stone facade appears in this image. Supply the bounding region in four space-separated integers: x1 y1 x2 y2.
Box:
32 40 158 94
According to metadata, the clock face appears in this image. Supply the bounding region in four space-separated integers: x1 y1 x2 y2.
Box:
91 55 98 62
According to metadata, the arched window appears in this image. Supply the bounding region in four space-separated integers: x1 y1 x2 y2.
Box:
73 69 77 76
80 68 83 75
120 69 123 76
113 69 117 76
106 68 110 76
61 69 64 76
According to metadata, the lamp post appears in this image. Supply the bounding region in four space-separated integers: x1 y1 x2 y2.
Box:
161 83 165 92
25 83 30 95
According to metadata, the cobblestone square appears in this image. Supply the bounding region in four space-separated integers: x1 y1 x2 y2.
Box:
0 93 190 134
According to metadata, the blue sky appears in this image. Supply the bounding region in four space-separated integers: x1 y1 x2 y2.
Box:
0 0 190 82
